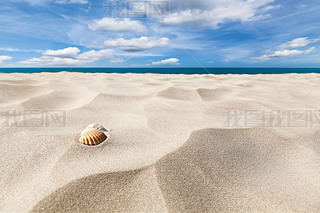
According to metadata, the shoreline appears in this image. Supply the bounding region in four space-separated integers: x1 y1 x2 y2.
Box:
2 71 320 75
0 67 320 75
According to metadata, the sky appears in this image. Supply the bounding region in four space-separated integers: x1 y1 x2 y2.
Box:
0 0 320 67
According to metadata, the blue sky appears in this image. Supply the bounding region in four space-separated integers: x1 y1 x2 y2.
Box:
0 0 319 67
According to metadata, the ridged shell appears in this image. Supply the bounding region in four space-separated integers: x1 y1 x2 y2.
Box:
86 123 108 133
79 128 107 146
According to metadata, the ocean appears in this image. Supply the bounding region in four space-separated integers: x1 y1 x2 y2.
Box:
0 68 320 74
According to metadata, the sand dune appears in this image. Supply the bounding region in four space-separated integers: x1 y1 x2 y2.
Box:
0 84 51 106
156 128 320 212
158 87 202 101
31 168 167 212
1 72 320 212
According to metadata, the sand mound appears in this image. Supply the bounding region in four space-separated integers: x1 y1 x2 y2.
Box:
158 87 202 101
31 168 167 212
0 84 51 105
19 90 98 110
197 88 234 101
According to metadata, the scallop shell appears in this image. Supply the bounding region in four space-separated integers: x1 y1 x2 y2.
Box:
86 123 108 133
79 128 107 146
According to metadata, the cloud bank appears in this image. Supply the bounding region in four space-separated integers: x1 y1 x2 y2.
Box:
256 37 317 60
104 37 170 51
152 0 278 28
279 37 319 50
151 58 180 66
89 18 147 33
43 47 80 58
0 56 13 63
20 47 123 66
256 47 315 60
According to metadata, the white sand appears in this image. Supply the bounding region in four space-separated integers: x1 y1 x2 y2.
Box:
0 72 320 212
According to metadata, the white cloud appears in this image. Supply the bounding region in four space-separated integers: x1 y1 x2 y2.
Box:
151 58 180 66
79 6 91 13
156 0 277 28
256 47 315 60
255 37 318 60
78 49 114 61
109 58 125 63
104 36 170 51
260 4 281 12
88 18 147 33
279 37 319 50
0 56 13 63
19 47 123 66
43 47 80 58
55 0 88 4
0 47 43 52
19 56 83 66
0 47 22 52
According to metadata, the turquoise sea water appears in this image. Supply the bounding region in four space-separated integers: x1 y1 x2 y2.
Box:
0 68 320 74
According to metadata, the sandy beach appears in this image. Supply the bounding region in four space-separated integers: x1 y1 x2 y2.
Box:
1 72 320 212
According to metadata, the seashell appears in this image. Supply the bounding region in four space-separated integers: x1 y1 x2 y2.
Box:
79 128 107 146
86 123 108 133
